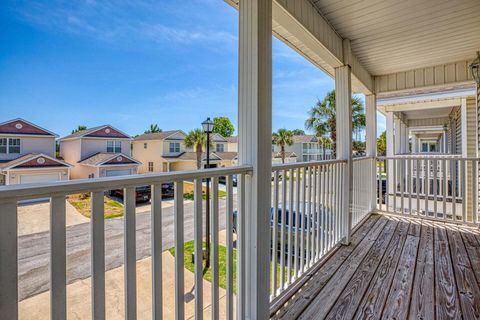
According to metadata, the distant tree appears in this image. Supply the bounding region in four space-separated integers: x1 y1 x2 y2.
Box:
71 125 87 134
291 129 305 135
184 129 208 170
377 131 386 156
305 90 365 154
353 140 366 152
144 124 162 134
272 129 294 164
318 136 332 159
212 116 235 137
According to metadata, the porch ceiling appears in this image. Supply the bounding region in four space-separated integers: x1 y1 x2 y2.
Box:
310 0 480 76
402 107 453 120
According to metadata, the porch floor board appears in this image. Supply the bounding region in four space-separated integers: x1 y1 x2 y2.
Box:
272 214 480 320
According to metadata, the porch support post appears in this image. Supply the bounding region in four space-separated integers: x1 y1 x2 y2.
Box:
335 65 352 244
386 112 395 198
238 0 272 319
461 98 468 157
365 94 377 211
394 116 402 155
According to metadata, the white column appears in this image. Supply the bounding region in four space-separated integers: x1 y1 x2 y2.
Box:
238 0 271 319
335 65 352 244
461 98 468 157
394 116 402 155
386 112 395 197
365 94 377 211
365 95 377 157
443 129 448 153
412 134 418 153
386 112 395 157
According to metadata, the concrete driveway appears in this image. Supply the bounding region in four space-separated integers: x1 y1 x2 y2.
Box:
17 201 89 237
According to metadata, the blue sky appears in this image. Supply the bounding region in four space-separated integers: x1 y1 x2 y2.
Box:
0 0 385 138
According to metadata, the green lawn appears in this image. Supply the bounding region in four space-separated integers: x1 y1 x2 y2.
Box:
169 240 290 294
183 190 227 200
68 193 124 219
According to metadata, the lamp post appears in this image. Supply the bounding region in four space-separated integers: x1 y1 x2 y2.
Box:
202 117 214 268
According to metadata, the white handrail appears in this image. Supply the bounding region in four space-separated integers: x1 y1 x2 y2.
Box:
0 165 253 201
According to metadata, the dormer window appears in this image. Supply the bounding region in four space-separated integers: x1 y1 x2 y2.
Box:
107 140 121 153
169 142 180 153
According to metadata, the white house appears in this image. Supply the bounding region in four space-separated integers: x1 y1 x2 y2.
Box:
0 118 71 185
60 125 140 179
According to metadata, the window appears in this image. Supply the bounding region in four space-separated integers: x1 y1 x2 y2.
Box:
107 140 121 153
8 138 20 154
148 162 154 172
169 142 180 153
144 143 148 149
216 143 224 152
0 138 6 154
88 173 95 179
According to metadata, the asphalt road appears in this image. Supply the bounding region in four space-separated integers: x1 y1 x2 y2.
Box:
18 197 236 301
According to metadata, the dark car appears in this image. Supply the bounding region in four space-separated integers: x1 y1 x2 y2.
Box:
109 182 174 203
110 185 152 203
218 174 238 186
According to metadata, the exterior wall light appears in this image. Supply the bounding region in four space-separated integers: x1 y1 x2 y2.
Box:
470 51 480 84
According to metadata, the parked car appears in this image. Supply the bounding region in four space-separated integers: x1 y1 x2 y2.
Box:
109 182 174 203
218 174 238 186
232 206 336 252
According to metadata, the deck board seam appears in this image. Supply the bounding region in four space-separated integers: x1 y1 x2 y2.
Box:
298 217 389 319
272 215 380 319
326 219 401 319
378 221 411 319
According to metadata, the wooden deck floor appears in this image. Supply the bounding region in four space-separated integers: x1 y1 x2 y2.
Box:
272 214 480 320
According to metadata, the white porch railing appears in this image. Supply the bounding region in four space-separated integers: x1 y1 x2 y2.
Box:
0 166 251 320
352 157 376 227
269 159 348 307
376 156 479 225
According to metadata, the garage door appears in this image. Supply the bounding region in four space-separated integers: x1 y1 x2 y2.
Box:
106 169 131 177
20 173 60 184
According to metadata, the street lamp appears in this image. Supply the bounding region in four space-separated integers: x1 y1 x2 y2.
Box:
202 117 214 268
469 51 480 84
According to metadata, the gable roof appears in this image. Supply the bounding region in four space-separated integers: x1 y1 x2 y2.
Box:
292 135 318 143
134 130 186 141
78 152 140 166
0 153 71 171
0 118 58 137
273 151 297 159
225 136 238 143
60 125 131 141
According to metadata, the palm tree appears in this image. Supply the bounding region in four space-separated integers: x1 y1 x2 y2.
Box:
305 90 365 155
184 129 208 170
71 125 87 134
318 136 332 160
272 129 294 163
144 124 162 134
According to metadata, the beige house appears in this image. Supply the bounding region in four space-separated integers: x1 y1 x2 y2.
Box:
133 130 236 172
225 136 238 152
59 125 140 179
0 118 71 185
